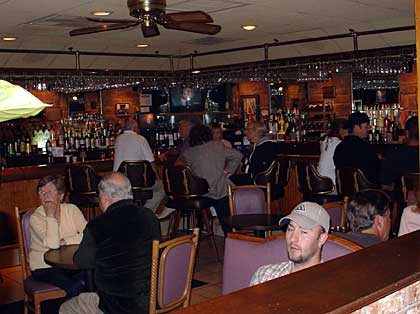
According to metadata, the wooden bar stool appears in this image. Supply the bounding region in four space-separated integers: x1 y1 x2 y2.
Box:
162 165 221 263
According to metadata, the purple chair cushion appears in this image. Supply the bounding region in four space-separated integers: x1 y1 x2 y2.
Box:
222 236 287 295
160 242 192 305
24 276 64 295
22 211 33 257
325 206 342 228
233 188 266 215
222 235 356 295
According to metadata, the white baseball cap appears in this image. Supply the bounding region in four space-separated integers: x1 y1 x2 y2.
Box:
279 202 330 232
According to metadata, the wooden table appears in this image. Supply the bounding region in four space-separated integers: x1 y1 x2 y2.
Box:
44 245 80 270
44 244 95 291
223 214 284 237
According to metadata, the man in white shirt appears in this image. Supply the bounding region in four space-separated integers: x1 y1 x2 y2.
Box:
113 119 165 213
250 202 330 285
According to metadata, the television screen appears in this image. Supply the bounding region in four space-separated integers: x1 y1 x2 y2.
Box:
207 83 233 111
170 87 204 112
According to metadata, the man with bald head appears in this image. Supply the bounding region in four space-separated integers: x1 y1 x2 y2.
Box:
60 173 160 314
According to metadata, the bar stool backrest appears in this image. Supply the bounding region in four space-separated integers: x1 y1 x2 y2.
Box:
118 160 156 189
163 165 209 198
307 164 335 194
66 165 99 194
254 159 290 187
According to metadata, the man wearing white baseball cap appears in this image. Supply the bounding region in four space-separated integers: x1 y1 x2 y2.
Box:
250 202 330 286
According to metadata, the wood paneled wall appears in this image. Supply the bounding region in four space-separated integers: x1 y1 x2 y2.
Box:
307 73 352 118
400 68 418 112
232 81 270 116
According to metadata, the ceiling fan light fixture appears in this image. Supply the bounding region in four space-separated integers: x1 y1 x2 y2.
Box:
137 44 149 48
241 25 257 31
2 37 17 41
91 11 113 16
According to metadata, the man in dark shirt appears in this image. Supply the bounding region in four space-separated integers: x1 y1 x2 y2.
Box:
381 116 419 189
60 172 160 314
333 112 380 183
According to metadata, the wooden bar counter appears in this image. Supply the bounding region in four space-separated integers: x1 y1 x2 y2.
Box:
175 230 420 314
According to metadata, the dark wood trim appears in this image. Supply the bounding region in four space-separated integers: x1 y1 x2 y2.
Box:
175 231 420 314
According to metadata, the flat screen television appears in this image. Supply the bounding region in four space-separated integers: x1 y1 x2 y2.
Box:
169 87 204 112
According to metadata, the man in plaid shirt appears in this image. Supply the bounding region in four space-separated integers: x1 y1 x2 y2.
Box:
250 202 330 286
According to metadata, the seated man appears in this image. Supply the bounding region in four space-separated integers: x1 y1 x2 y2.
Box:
30 175 87 298
250 202 330 285
333 112 380 183
60 173 160 314
337 189 391 247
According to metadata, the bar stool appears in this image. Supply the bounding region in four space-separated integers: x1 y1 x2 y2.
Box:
117 160 156 206
162 165 221 263
66 164 100 221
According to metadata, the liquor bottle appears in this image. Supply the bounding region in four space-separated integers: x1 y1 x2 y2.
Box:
46 139 53 164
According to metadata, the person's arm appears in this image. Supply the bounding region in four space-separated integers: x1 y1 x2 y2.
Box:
73 227 96 269
30 208 60 249
61 206 88 245
224 147 243 175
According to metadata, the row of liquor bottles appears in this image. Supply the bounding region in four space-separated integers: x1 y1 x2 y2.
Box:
0 115 121 157
356 103 405 144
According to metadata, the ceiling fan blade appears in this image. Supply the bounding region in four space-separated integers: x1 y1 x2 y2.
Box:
164 22 221 35
141 23 160 38
70 22 139 36
87 17 137 24
164 11 213 23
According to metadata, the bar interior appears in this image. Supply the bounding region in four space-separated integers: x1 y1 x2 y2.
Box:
0 1 419 313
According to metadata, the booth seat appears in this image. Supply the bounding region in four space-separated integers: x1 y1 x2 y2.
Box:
222 232 362 295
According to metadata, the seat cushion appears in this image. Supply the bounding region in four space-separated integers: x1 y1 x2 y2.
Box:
24 276 65 295
167 197 215 210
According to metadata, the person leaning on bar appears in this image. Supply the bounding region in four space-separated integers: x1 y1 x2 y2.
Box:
29 175 87 298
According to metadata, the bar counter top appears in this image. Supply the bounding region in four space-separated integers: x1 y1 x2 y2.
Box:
1 159 114 183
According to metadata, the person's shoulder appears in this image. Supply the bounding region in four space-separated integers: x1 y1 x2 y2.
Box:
30 206 45 223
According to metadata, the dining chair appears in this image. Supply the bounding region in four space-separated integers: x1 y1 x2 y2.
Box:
227 183 271 216
149 228 199 314
117 160 156 205
401 172 420 206
14 206 66 314
323 201 346 231
66 164 100 220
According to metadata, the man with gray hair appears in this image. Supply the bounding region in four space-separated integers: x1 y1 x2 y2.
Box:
60 172 160 314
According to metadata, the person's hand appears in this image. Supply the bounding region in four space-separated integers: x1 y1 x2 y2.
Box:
44 201 59 218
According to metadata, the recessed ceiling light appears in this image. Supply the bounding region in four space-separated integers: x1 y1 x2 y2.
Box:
136 44 149 48
2 37 17 41
241 25 257 31
91 11 112 16
191 70 201 74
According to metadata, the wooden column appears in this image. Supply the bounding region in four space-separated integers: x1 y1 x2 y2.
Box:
416 0 420 178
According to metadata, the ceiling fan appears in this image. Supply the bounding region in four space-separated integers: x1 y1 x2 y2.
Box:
70 0 222 38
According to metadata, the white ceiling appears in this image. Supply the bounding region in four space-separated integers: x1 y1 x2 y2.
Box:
0 0 415 71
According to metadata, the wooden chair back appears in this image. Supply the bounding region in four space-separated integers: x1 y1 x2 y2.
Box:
162 165 209 198
149 228 199 314
401 172 420 205
323 201 346 230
